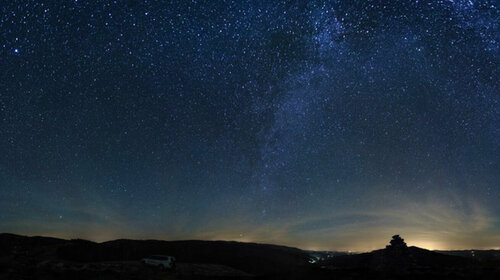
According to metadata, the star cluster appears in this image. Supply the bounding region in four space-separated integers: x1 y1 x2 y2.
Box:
0 0 498 250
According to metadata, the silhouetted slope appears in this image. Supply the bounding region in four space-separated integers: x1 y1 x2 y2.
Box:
0 233 66 260
58 239 309 275
2 233 500 280
0 233 65 253
323 246 469 271
0 233 309 276
437 249 500 261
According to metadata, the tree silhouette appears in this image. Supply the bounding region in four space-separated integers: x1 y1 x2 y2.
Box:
389 235 407 248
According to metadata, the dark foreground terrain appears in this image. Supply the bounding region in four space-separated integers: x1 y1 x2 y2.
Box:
1 233 499 280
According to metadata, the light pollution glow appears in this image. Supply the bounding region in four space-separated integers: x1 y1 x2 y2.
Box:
4 192 499 251
0 0 498 254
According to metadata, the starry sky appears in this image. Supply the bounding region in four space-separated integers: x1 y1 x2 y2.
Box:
0 0 499 251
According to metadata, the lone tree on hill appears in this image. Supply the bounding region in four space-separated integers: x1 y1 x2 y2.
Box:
388 235 407 248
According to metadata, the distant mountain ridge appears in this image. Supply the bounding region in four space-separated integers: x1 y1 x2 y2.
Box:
319 235 471 271
1 233 500 279
0 233 310 277
436 249 500 261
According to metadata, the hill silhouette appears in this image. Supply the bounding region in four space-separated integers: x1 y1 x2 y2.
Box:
0 233 310 279
57 238 310 275
1 233 499 279
318 235 500 279
321 235 468 269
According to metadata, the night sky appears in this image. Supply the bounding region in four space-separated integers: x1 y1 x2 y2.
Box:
0 0 499 251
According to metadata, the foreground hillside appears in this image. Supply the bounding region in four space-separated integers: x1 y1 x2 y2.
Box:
0 233 310 279
319 235 500 280
1 233 499 279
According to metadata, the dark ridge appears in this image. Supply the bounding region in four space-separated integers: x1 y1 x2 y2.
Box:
0 233 66 256
436 249 500 261
60 238 310 275
2 233 500 280
0 233 310 277
319 235 470 271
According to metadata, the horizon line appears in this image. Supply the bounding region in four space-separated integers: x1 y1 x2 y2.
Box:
2 232 499 252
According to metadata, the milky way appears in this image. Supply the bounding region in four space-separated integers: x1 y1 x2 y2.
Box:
0 1 498 250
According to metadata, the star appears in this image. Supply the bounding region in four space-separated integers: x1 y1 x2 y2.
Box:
0 0 497 251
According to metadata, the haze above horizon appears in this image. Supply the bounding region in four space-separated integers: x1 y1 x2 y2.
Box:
0 1 498 252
